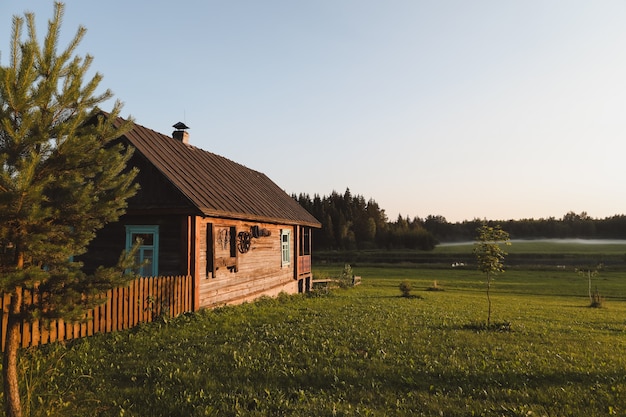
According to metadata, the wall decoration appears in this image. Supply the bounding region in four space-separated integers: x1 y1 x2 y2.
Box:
237 231 252 253
251 225 271 238
218 228 230 250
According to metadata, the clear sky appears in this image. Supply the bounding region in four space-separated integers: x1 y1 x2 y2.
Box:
2 1 626 222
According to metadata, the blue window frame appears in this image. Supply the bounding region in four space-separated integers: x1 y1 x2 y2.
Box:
126 225 159 277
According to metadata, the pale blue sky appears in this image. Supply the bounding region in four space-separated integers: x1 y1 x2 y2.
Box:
2 1 626 222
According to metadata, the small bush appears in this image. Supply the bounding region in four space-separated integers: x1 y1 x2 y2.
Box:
399 280 412 297
338 264 355 288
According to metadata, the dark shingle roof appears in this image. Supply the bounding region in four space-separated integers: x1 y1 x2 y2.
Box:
119 120 320 228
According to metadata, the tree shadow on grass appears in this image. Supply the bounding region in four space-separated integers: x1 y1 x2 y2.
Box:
398 294 424 300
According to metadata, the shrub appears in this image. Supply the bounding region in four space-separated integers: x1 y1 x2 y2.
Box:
338 264 354 288
399 280 412 297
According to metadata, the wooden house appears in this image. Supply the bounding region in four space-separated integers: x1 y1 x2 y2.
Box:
83 118 321 309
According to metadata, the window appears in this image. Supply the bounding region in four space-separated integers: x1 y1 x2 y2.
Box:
300 226 311 256
281 229 291 266
206 223 214 278
229 226 237 258
126 225 159 277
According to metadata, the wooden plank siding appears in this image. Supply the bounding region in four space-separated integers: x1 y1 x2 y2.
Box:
298 256 311 276
80 212 314 314
197 219 311 308
81 214 189 278
0 275 192 351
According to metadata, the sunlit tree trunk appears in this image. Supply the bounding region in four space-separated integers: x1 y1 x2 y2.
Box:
3 291 23 417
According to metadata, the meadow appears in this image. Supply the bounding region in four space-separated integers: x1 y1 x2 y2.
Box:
435 239 626 256
317 239 626 267
10 258 626 417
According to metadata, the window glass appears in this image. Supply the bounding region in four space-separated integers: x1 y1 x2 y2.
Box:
281 229 291 266
131 233 154 246
302 227 311 255
126 225 159 277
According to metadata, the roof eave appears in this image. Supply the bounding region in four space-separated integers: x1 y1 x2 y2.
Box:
199 208 321 228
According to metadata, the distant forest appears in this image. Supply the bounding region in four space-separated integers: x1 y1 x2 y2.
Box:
294 188 626 251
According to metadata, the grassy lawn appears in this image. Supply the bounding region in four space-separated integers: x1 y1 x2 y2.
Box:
11 265 626 416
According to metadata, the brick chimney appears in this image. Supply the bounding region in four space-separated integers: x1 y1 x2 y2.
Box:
172 122 190 144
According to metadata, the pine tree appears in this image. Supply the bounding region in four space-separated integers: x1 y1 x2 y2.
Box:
0 4 138 416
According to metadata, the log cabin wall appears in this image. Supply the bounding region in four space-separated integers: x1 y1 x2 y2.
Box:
196 218 301 308
81 214 188 277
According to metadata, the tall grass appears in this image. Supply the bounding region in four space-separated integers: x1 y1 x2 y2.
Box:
10 266 626 416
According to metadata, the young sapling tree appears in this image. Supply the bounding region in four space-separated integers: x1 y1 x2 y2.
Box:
473 224 510 326
576 263 603 307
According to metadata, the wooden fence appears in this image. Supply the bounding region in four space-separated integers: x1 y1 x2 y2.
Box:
0 275 194 351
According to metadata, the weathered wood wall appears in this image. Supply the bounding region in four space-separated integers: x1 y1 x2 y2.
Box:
0 275 193 351
81 214 188 277
197 219 304 308
80 209 315 314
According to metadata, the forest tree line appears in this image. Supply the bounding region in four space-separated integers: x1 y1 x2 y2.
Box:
294 189 626 251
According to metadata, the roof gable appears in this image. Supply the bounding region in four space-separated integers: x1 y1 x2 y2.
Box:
119 120 321 228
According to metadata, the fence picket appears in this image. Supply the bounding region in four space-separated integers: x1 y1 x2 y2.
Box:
0 275 192 351
48 320 56 344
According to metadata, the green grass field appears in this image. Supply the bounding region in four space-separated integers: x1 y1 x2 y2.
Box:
11 263 626 417
435 239 626 256
317 239 626 267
